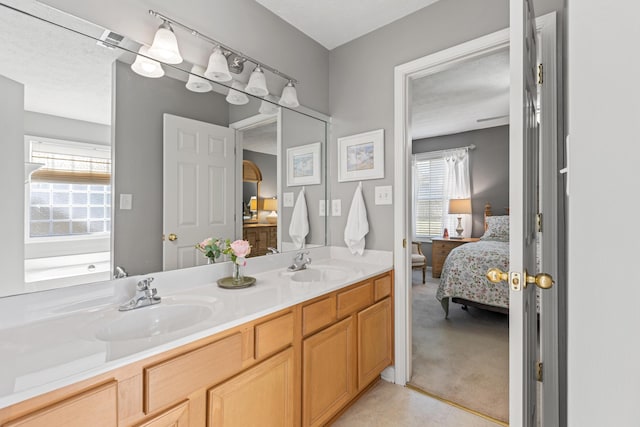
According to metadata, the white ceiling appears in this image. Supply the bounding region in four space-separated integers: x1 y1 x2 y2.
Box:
255 0 441 50
242 121 277 156
410 49 510 140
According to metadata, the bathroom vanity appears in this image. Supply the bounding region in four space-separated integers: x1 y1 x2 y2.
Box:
0 249 393 427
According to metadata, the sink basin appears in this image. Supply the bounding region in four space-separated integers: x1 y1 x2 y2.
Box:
290 266 349 284
95 304 213 341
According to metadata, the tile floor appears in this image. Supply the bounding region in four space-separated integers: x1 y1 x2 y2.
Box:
333 380 502 427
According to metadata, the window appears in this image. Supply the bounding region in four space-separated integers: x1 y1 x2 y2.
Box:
26 137 111 239
413 152 446 240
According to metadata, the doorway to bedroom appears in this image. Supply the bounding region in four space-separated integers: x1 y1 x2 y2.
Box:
408 47 511 424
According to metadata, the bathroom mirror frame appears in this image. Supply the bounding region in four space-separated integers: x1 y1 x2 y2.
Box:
0 2 329 298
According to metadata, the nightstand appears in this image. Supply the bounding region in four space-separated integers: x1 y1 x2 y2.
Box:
431 237 480 278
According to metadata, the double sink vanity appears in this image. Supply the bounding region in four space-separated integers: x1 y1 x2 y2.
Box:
0 248 393 426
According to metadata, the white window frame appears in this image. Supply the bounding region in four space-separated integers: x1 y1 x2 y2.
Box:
412 150 447 241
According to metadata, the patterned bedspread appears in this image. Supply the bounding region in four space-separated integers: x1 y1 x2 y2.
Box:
436 240 509 316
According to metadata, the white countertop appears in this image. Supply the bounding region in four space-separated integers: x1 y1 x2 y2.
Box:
0 247 392 409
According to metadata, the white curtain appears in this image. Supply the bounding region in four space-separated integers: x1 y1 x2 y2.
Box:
443 148 472 238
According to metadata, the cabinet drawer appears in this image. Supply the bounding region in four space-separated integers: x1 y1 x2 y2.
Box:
374 274 392 301
337 282 373 319
302 296 336 336
255 311 294 359
4 381 117 427
144 333 243 414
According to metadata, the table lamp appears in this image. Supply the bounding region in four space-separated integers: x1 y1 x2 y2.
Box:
263 198 278 224
448 198 472 239
249 196 258 220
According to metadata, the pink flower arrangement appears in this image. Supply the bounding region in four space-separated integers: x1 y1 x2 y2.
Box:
195 237 223 261
223 239 251 266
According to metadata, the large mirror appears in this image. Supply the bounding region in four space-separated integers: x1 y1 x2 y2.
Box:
0 3 328 298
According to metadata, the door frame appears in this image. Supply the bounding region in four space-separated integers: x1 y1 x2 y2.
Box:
392 11 560 424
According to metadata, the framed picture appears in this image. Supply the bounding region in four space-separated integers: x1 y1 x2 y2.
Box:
287 142 321 186
338 129 384 182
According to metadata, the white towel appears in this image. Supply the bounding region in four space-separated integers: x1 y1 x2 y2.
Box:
289 188 309 249
344 182 369 255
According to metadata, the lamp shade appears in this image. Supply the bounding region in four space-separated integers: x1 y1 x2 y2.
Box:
448 198 472 215
259 95 279 115
226 80 249 105
263 198 277 212
279 81 299 108
148 21 183 64
204 47 232 82
131 46 165 78
186 64 212 92
249 196 257 211
245 65 269 96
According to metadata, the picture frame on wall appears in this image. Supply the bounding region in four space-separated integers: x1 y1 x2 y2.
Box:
337 129 384 182
286 142 321 186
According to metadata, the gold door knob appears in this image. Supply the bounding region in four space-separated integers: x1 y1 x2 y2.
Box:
525 271 554 289
168 233 178 241
487 268 509 283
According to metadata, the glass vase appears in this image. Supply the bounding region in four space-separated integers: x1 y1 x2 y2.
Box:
232 262 243 284
207 257 215 265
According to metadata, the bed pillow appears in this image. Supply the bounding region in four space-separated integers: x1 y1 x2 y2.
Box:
481 215 509 242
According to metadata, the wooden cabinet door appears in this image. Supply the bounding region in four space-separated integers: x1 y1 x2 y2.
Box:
135 401 189 427
357 297 393 389
302 317 356 427
208 348 294 427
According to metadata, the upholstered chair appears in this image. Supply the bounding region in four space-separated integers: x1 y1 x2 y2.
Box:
411 242 427 284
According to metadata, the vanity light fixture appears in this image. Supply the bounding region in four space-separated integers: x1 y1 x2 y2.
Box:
279 81 300 108
131 45 165 78
226 80 250 105
186 64 212 92
246 65 269 97
259 95 280 115
204 47 232 82
148 20 183 64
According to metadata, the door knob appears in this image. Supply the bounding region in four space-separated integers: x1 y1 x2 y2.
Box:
168 233 178 241
486 268 509 283
525 270 554 289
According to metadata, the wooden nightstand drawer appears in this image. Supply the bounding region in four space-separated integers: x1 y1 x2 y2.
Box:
431 238 480 278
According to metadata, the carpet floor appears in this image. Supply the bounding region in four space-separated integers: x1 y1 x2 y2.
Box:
409 271 509 423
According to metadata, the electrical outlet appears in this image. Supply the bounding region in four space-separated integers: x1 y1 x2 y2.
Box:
120 193 133 210
283 192 294 207
319 200 326 216
332 199 341 216
375 186 393 205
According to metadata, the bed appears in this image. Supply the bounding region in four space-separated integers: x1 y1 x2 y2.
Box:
436 203 510 317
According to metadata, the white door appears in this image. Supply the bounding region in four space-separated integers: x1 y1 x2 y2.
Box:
163 114 236 270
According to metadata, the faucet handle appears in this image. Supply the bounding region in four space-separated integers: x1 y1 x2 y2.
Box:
137 277 154 290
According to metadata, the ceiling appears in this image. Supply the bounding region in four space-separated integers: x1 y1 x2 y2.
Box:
255 0 440 50
242 121 277 156
410 49 510 140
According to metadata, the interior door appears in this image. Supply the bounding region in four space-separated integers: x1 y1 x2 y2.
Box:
508 0 542 425
163 114 236 270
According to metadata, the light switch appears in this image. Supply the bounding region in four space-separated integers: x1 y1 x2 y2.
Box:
283 192 294 207
120 193 133 210
375 185 393 205
332 199 341 216
319 200 326 216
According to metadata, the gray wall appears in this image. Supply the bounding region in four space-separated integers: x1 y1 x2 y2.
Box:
40 0 330 115
280 108 327 247
412 125 509 265
243 150 277 223
24 111 110 146
0 75 25 294
328 0 564 250
113 61 229 275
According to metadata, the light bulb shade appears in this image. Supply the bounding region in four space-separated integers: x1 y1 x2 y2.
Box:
226 80 249 105
259 95 280 115
263 198 277 212
131 46 165 78
245 65 269 96
279 81 299 108
249 196 258 210
448 198 472 214
148 22 183 64
204 47 232 82
186 64 212 92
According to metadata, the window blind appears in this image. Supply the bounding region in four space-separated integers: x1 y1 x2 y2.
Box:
413 152 446 239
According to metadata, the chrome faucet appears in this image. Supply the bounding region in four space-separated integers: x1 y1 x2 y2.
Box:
114 265 128 279
119 277 161 311
266 247 279 255
287 251 311 271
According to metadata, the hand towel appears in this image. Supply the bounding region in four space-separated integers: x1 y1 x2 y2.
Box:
344 182 369 255
289 188 309 249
